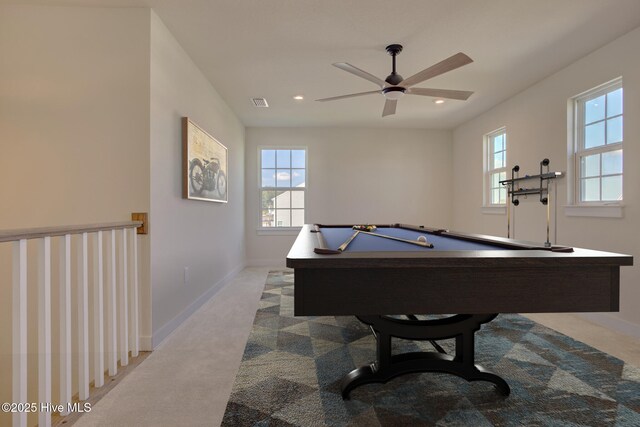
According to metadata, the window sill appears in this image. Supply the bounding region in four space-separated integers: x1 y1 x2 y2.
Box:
481 206 506 215
256 227 302 236
564 205 624 218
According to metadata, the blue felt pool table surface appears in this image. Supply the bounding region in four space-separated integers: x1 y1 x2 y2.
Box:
321 226 506 252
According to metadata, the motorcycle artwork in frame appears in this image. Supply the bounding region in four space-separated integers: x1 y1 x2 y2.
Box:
182 117 228 203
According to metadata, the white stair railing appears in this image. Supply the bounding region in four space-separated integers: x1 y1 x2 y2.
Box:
0 221 142 427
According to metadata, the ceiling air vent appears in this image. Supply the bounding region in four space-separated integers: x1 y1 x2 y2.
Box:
251 97 269 107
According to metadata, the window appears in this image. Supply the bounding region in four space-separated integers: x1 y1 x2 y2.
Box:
259 148 306 228
574 79 623 203
484 128 507 206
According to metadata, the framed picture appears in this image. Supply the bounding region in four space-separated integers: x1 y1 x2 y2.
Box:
182 117 228 203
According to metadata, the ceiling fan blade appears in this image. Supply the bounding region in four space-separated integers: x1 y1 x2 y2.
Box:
407 87 474 100
400 52 473 88
333 63 386 88
316 90 380 102
382 99 397 117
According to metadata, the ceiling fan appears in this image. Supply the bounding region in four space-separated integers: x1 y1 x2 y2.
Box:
317 44 474 117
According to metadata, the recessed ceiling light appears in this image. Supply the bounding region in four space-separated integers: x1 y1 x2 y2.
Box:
434 99 445 104
293 95 304 100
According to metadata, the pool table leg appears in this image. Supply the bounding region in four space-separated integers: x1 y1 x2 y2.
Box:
340 314 511 399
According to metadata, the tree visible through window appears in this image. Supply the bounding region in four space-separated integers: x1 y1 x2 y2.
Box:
260 148 306 227
485 129 507 206
575 80 623 203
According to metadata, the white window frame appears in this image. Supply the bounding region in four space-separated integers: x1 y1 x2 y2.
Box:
483 128 507 211
257 146 307 233
570 78 623 209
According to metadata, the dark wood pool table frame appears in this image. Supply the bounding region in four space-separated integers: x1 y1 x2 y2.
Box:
286 223 633 398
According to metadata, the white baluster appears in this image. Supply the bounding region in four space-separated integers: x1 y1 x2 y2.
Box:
130 227 139 356
93 231 104 387
59 234 72 415
77 232 89 400
38 236 52 427
119 228 129 366
12 239 27 427
107 229 117 375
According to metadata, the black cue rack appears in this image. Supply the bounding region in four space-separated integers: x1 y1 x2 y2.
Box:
499 159 563 246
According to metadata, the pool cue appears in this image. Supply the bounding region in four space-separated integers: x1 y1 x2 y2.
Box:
313 230 360 254
554 180 558 245
358 230 433 248
545 186 551 247
337 230 360 252
506 183 511 238
508 165 520 239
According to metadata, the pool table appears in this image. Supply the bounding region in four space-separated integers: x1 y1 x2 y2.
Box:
286 223 633 398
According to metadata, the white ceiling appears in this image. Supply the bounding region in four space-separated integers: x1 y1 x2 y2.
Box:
5 0 640 129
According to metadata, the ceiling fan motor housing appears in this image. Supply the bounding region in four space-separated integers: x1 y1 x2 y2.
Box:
385 74 404 85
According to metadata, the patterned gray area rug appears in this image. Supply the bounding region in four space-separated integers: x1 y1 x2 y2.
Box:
222 271 640 426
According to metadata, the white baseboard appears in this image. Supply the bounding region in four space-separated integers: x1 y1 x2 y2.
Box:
246 258 287 268
139 336 153 352
580 312 640 339
151 263 245 349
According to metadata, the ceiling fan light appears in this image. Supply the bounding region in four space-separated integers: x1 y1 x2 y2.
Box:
382 87 405 100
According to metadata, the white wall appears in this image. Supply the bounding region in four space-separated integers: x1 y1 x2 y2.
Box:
452 26 640 335
150 12 245 345
0 5 151 426
245 127 453 265
0 4 151 226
